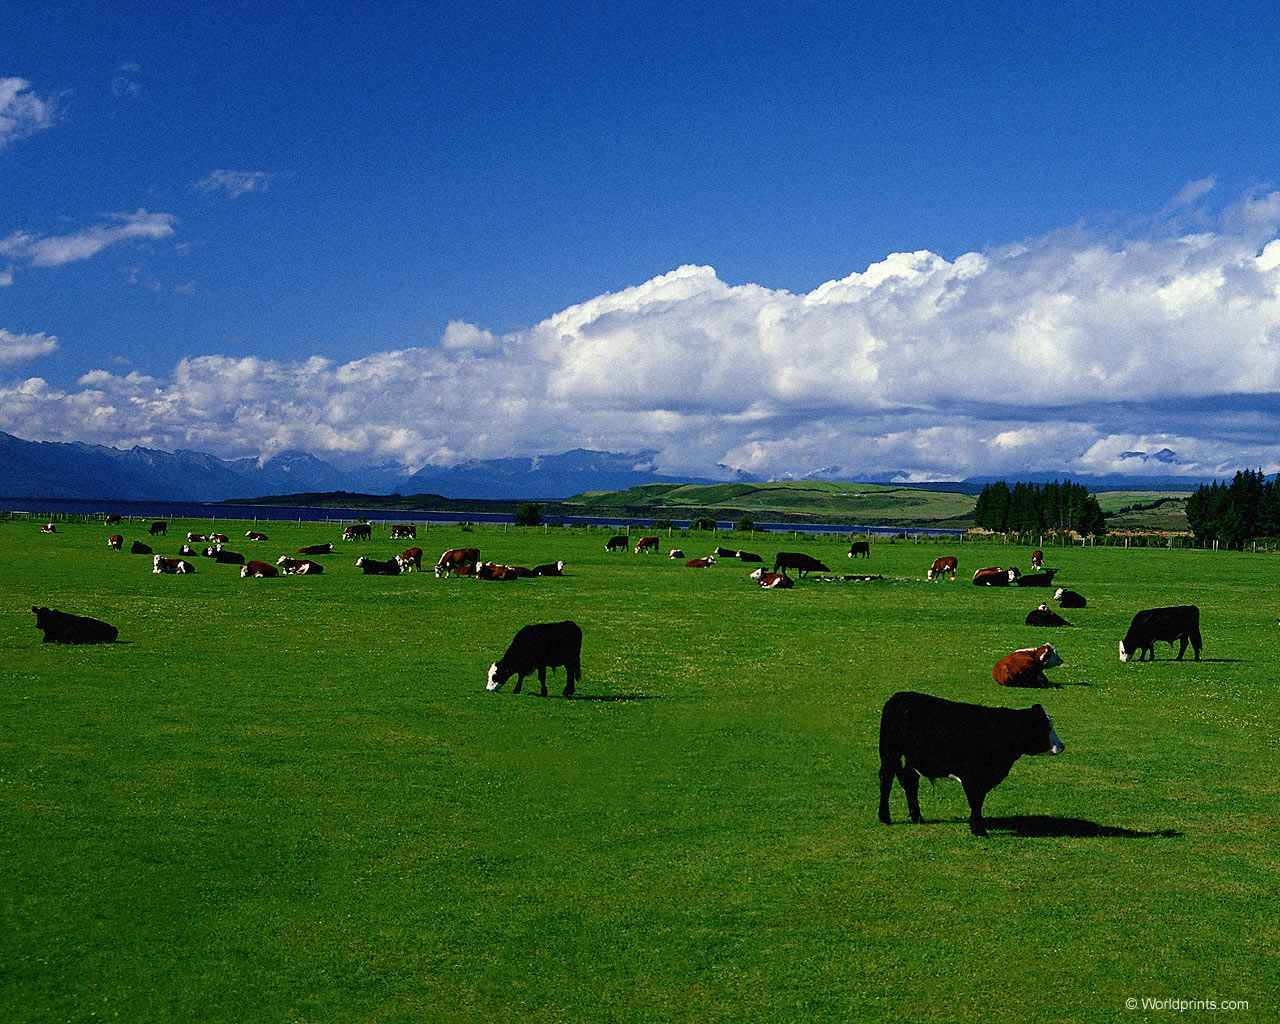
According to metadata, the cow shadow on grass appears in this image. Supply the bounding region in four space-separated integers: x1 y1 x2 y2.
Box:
983 815 1183 839
568 693 659 703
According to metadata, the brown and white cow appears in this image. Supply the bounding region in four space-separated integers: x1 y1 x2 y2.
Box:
208 533 229 545
342 523 373 542
390 524 417 539
240 560 278 578
187 532 207 543
107 534 123 550
750 568 794 589
927 556 957 581
476 562 520 581
1031 549 1044 570
685 556 715 568
103 514 122 526
634 536 659 554
245 530 268 541
992 643 1064 688
435 547 480 577
397 547 423 572
277 556 324 575
40 523 56 534
153 555 194 574
973 566 1020 586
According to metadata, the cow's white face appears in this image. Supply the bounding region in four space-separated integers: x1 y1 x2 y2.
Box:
1118 640 1130 663
749 567 764 580
1040 644 1064 669
486 663 504 691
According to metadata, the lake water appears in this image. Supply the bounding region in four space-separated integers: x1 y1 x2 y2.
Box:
1 495 966 538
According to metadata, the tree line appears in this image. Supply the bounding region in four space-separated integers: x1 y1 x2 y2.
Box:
1185 469 1280 547
972 480 1107 536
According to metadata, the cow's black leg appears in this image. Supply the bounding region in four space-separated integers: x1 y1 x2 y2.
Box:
878 764 896 824
512 674 524 694
562 663 576 698
963 782 989 836
899 769 923 823
538 667 548 697
1176 636 1187 660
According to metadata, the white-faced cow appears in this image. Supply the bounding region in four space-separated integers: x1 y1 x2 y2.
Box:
209 533 229 545
605 535 628 552
773 552 829 577
435 547 480 577
397 547 423 572
634 536 659 554
356 555 400 575
240 560 278 578
107 534 123 550
103 514 122 526
390 524 417 539
187 532 207 543
277 556 324 575
153 555 194 574
993 643 1064 688
245 530 268 541
1119 606 1202 663
1031 549 1044 570
204 547 245 565
1025 603 1072 627
1054 587 1086 608
849 540 871 558
878 691 1065 837
32 606 118 644
973 566 1020 586
342 524 372 542
685 556 715 568
532 561 565 576
668 549 685 559
40 523 56 534
927 556 957 581
749 567 794 589
487 620 582 697
736 550 763 563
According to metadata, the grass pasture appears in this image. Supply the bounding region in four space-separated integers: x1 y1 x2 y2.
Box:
1 521 1276 1022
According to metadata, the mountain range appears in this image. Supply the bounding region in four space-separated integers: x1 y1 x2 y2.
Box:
0 431 1210 502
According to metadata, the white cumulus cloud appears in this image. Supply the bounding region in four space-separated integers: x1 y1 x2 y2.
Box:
0 77 54 151
0 329 58 365
7 186 1280 481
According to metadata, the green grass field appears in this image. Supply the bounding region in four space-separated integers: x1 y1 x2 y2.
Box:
1 520 1274 1022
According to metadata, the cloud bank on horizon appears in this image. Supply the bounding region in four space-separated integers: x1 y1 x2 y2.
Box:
4 182 1280 483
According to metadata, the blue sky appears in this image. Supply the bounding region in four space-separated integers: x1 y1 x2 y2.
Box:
5 1 1280 482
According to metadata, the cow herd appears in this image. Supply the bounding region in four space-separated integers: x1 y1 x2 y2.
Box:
32 518 1215 839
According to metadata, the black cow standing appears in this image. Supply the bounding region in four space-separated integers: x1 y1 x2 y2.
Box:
1119 606 1202 662
487 621 582 697
773 552 830 577
848 540 871 558
878 691 1065 837
32 606 118 644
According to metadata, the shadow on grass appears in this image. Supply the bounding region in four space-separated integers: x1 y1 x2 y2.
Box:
569 693 659 702
985 815 1183 839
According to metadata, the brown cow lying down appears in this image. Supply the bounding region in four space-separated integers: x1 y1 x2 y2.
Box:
32 606 118 644
993 643 1064 688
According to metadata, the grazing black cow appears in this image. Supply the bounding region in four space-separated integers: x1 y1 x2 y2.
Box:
773 552 830 577
149 521 167 536
878 691 1065 837
1054 588 1086 608
355 556 401 575
1120 606 1202 662
605 535 628 552
848 540 871 558
486 620 582 697
130 540 153 555
31 606 118 644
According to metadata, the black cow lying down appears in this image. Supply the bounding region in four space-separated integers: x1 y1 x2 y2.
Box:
487 620 582 697
878 691 1065 837
32 606 118 644
1120 605 1201 662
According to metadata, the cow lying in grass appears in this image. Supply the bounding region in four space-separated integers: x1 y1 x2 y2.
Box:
32 606 118 644
487 621 582 697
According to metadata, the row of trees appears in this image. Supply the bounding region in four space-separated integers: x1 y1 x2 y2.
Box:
972 480 1107 536
1184 469 1280 547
